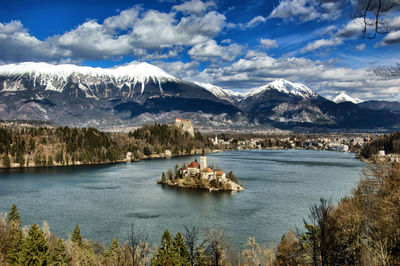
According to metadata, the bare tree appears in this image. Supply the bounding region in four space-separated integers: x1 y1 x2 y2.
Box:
306 198 339 266
373 62 400 77
204 229 231 266
354 0 400 39
126 220 150 266
183 225 200 266
353 0 400 76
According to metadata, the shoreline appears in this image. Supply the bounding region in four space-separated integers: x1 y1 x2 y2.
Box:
0 147 363 170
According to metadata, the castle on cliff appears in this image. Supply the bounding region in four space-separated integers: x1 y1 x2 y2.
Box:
175 118 195 137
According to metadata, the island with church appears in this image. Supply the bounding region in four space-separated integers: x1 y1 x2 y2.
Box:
157 152 244 192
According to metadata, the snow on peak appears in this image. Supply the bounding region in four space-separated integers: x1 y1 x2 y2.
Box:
195 82 241 102
112 62 178 81
0 61 180 94
243 79 316 99
333 92 363 104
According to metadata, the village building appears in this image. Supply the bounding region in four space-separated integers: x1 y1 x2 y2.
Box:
187 160 200 175
201 167 215 180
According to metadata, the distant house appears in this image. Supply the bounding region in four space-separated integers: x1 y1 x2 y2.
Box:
201 167 215 180
378 150 386 157
187 160 200 175
184 155 226 182
215 171 226 180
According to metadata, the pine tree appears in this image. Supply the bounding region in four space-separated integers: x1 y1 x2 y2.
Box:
2 153 10 168
51 238 69 265
6 229 24 265
47 155 53 166
152 230 179 266
173 232 190 265
72 224 83 247
7 203 21 225
20 223 51 265
16 153 24 167
105 238 121 264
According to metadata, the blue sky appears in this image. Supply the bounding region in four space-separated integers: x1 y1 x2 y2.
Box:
0 0 400 100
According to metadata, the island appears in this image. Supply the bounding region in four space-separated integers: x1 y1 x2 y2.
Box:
157 153 244 192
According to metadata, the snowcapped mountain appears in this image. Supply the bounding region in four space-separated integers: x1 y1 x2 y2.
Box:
242 79 318 99
333 92 363 104
0 61 245 129
0 62 179 97
0 61 399 130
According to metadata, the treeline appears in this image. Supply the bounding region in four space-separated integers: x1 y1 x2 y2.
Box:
360 131 400 158
0 123 212 168
1 163 400 264
129 124 212 155
0 204 275 265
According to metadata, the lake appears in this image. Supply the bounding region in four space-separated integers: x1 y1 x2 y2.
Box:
0 149 364 247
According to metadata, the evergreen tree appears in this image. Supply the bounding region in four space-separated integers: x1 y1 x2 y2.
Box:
34 153 42 166
152 230 179 266
16 153 24 167
47 155 53 166
7 203 21 225
20 223 51 265
72 224 83 247
173 232 190 265
51 238 69 265
2 153 10 168
161 172 167 182
105 238 121 264
6 229 24 265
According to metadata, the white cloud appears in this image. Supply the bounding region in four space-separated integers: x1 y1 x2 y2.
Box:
172 0 216 15
260 38 278 49
356 43 366 50
378 30 400 45
188 39 243 61
0 5 230 62
301 37 343 53
336 18 367 38
103 7 141 30
243 16 267 28
177 51 400 101
153 60 200 80
0 20 60 62
56 20 132 60
268 0 342 22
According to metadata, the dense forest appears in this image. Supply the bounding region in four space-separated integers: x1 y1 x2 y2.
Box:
360 131 400 159
1 162 400 265
0 123 212 168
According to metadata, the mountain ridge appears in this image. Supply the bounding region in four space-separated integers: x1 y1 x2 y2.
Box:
1 61 400 131
333 92 363 104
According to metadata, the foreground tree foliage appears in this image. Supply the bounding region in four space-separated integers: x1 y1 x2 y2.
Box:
0 123 212 168
1 163 400 265
274 162 400 265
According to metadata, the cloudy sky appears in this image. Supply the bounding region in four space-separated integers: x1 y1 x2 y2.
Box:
1 0 400 100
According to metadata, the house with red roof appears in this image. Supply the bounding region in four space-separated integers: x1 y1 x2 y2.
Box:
187 159 200 175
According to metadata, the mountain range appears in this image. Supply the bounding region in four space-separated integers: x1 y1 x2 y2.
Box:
0 61 399 132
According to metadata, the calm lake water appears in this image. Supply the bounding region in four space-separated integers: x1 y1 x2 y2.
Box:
0 149 364 247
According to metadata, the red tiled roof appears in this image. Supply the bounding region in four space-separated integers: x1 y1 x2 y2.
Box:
201 168 214 173
187 161 200 168
215 171 225 176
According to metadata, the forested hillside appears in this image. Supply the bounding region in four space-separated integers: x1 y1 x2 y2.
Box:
0 123 212 168
360 131 400 158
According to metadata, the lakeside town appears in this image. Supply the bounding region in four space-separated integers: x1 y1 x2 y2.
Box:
1 118 399 169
